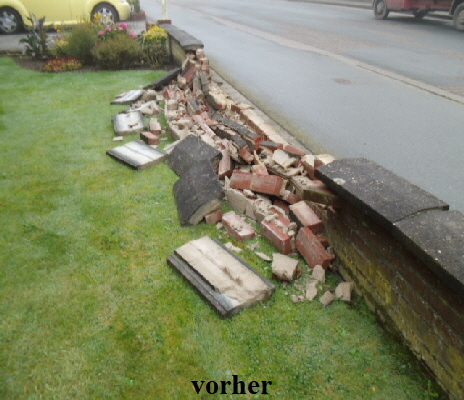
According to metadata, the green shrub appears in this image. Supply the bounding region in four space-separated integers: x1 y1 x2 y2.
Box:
65 24 98 65
139 25 169 68
92 35 142 69
19 15 50 60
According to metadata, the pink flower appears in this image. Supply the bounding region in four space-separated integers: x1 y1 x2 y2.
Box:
129 32 137 38
98 30 105 36
105 26 112 31
119 22 128 30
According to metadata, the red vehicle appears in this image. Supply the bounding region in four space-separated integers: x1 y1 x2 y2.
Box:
373 0 464 30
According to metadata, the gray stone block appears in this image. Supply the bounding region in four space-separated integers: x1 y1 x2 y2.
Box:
161 24 204 51
316 158 448 229
394 210 464 295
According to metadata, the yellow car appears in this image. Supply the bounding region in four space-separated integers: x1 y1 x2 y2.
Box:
0 0 132 34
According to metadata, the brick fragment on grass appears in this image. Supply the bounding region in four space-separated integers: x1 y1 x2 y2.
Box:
296 227 333 269
222 211 256 241
272 253 299 281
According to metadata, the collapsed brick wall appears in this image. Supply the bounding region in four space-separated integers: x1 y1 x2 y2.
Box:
317 202 464 399
158 24 464 400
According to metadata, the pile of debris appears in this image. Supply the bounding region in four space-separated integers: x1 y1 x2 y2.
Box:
106 48 354 314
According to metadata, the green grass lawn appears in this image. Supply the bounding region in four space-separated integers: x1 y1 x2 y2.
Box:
0 56 444 399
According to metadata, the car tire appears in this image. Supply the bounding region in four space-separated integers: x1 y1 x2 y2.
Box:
454 3 464 31
0 7 23 34
373 0 390 20
92 3 119 25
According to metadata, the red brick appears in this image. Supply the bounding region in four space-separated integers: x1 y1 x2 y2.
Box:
289 201 323 233
140 131 160 145
239 146 254 164
281 190 301 205
230 170 253 191
258 140 284 152
296 226 333 269
204 209 222 224
222 211 256 241
261 215 293 255
283 145 306 157
230 171 286 196
273 199 290 216
251 174 285 196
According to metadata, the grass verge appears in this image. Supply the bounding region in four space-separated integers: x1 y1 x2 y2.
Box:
0 56 445 399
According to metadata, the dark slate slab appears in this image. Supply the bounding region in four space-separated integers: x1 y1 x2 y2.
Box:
394 210 464 296
212 112 261 146
160 24 204 50
173 162 224 225
316 158 448 229
166 134 222 176
143 67 182 90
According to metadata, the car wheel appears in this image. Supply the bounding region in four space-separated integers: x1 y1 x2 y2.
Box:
93 3 119 25
413 10 428 19
373 0 390 20
454 4 464 31
0 7 22 34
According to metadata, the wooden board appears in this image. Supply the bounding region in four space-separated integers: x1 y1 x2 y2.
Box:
168 237 275 318
106 140 167 170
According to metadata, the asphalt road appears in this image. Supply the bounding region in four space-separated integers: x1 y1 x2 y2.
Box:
142 0 464 212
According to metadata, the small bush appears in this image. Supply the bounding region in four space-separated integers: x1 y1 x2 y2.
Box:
19 15 51 60
42 56 83 72
140 25 169 68
92 35 142 69
65 24 98 65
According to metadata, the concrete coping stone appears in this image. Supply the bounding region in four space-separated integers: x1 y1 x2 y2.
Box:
160 24 204 51
316 158 463 296
316 158 448 228
394 210 464 295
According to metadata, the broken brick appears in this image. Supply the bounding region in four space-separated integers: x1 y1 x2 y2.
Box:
281 190 301 205
149 117 162 134
289 201 323 233
222 211 256 241
296 226 333 269
229 170 253 191
314 154 335 169
283 145 306 157
320 290 335 306
273 199 290 216
335 282 355 302
300 154 316 179
261 215 293 255
140 131 160 146
218 148 233 179
272 253 299 281
205 209 223 224
239 146 255 164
